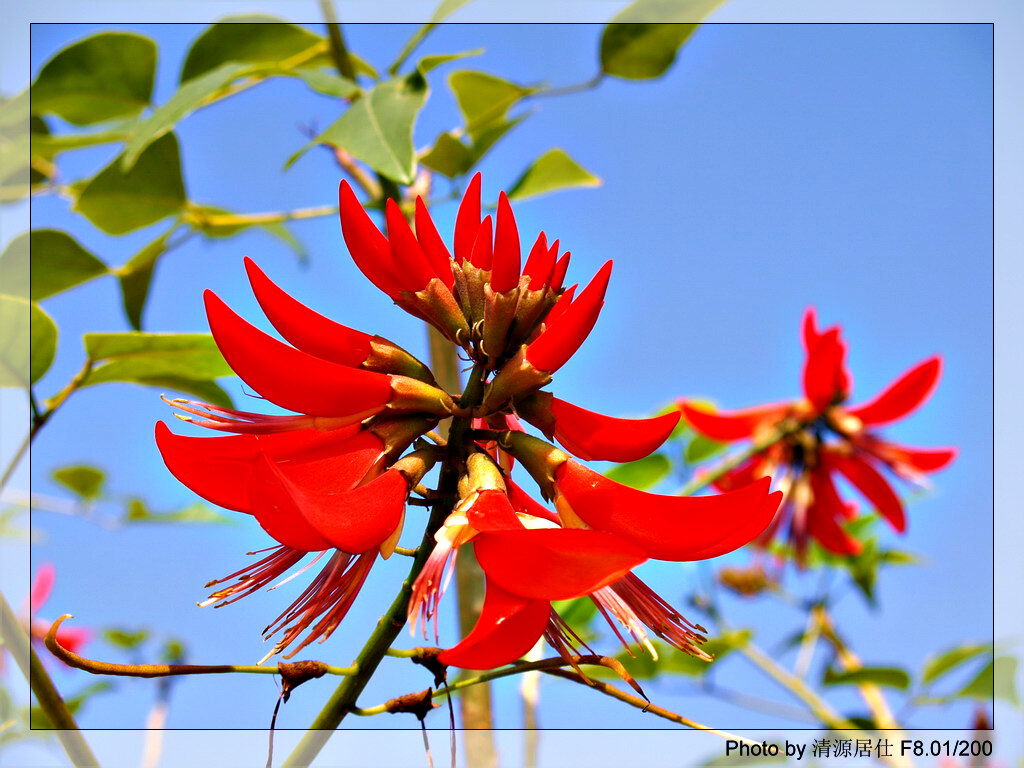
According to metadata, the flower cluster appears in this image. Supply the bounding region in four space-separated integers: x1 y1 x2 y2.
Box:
156 175 781 668
680 309 956 562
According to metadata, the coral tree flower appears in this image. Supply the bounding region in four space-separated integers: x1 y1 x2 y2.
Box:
157 173 780 668
680 309 956 561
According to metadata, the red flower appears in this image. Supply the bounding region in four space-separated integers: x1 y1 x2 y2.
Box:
680 308 956 560
157 174 779 667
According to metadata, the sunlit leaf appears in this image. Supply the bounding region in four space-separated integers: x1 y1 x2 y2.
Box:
73 133 186 235
26 230 108 301
605 453 670 490
180 17 324 82
823 666 911 690
449 71 536 140
608 630 751 679
957 656 1019 706
31 33 156 125
103 628 149 650
189 204 306 260
1 297 58 387
288 67 359 99
923 644 990 685
507 149 600 201
420 114 527 179
52 465 106 500
685 433 727 464
0 232 29 298
430 0 476 22
117 230 173 331
418 49 482 75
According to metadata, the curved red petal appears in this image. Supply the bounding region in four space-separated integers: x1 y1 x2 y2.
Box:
30 563 56 611
437 578 550 670
549 250 569 292
846 357 942 426
542 284 576 327
454 173 482 264
505 479 560 524
205 291 393 417
555 463 776 561
680 401 790 442
338 181 400 297
491 192 521 293
525 261 612 374
802 328 850 411
475 529 646 601
469 216 493 270
414 196 455 289
244 258 373 367
875 442 957 473
155 421 258 512
248 453 336 551
825 451 905 532
386 198 438 292
711 454 771 492
801 307 821 351
465 489 524 532
522 232 551 290
535 396 679 462
807 470 862 556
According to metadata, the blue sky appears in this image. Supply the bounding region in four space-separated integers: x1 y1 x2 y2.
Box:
2 14 1007 767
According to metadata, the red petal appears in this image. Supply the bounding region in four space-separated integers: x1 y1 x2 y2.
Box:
807 469 862 556
205 291 393 417
680 401 790 442
549 250 570 292
30 563 56 611
338 181 400 297
491 192 521 292
522 232 552 290
825 451 905 532
505 479 560 524
542 284 576 327
875 442 957 473
248 453 335 551
711 454 771 492
465 489 523 532
529 396 679 462
846 357 942 426
555 464 777 561
386 198 438 292
454 173 481 264
801 307 821 351
525 261 612 373
437 578 550 670
244 258 372 367
475 529 646 601
802 328 850 411
469 216 493 270
414 196 454 289
155 421 257 512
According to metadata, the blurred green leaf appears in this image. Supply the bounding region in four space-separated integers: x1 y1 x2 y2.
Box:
123 62 253 170
823 666 911 690
30 126 130 156
601 24 699 80
103 628 149 650
923 644 990 685
430 0 475 21
420 114 527 179
27 230 108 301
449 71 536 140
551 596 598 636
685 433 727 464
609 630 751 680
605 453 671 490
30 302 57 384
957 656 1019 706
180 17 324 82
189 204 306 260
160 638 187 664
418 50 482 75
117 230 173 331
292 74 428 184
0 295 57 387
73 133 187 235
289 67 359 99
31 33 156 125
0 231 29 297
507 148 600 201
126 498 231 525
52 465 106 500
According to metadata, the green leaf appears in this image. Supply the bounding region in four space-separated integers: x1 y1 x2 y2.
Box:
685 433 727 464
605 453 671 490
418 49 482 75
2 296 60 387
957 656 1019 706
73 133 186 235
449 71 536 140
52 465 106 500
551 596 598 629
507 149 601 201
180 17 324 82
0 232 29 298
420 114 528 179
116 230 173 331
30 303 57 384
31 32 156 125
923 644 990 685
430 0 476 22
122 62 253 170
289 67 359 99
823 666 911 690
103 628 149 650
26 230 108 301
126 498 231 525
292 74 428 184
30 126 130 156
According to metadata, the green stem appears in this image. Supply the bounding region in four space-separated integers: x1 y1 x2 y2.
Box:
0 592 99 766
283 366 488 768
677 423 798 496
388 23 439 75
319 0 358 81
0 430 29 491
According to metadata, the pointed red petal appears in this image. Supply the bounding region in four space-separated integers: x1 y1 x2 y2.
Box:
873 441 957 473
454 173 481 264
338 181 400 297
414 196 454 288
155 421 257 512
801 307 821 351
555 463 777 561
802 328 850 411
475 529 646 601
386 197 438 292
542 284 576 327
680 401 790 442
244 258 372 367
469 215 493 270
807 469 862 556
846 357 942 426
522 232 552 290
30 564 56 611
505 479 560 524
205 291 393 417
491 192 521 292
549 250 570 292
825 451 905 532
437 578 550 670
524 395 679 462
711 454 771 492
525 261 612 373
465 489 523 532
248 453 335 551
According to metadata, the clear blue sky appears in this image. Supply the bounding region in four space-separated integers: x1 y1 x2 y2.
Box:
2 14 1006 767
